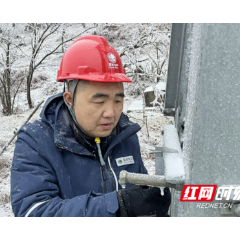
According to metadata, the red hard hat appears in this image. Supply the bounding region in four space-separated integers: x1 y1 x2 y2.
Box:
57 35 131 83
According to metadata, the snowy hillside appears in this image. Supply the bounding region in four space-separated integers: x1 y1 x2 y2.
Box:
0 23 173 217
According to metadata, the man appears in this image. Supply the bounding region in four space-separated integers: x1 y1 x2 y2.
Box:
11 35 170 217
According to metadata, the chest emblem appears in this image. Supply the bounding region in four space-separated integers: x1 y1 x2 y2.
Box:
116 156 134 166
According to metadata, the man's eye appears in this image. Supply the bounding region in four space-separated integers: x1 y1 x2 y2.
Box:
115 100 122 103
95 102 104 104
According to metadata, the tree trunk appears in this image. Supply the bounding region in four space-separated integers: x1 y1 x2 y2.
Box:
27 75 33 108
27 61 34 108
0 42 13 115
62 36 64 53
62 29 65 53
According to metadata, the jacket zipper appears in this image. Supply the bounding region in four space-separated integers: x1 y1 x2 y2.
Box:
100 165 107 194
100 159 114 193
106 164 114 192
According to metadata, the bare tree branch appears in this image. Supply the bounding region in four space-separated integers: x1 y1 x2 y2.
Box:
11 74 26 113
0 100 44 156
141 46 165 76
34 25 95 70
33 24 60 59
0 36 29 57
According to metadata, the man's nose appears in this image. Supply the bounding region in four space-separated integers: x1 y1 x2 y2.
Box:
102 102 116 118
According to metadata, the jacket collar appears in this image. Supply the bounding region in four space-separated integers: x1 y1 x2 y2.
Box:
40 93 141 157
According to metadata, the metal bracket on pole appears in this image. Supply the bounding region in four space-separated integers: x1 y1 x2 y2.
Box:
118 126 186 191
118 145 183 191
150 146 178 175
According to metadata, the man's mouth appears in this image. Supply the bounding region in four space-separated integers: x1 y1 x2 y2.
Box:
99 123 113 130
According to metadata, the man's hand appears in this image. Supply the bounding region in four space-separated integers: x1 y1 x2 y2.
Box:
116 185 171 217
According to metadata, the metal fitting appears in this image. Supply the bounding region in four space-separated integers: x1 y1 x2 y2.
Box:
119 170 183 191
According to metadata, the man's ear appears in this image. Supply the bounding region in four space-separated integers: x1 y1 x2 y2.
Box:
63 91 73 107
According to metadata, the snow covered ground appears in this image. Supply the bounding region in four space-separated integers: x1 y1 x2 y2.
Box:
0 23 172 217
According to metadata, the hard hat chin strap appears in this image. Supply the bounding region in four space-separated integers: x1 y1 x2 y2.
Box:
64 79 90 137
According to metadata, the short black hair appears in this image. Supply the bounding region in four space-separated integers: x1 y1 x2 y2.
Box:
66 80 88 93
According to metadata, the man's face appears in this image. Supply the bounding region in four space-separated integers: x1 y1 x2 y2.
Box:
65 81 124 138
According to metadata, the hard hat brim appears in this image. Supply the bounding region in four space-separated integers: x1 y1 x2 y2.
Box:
57 73 132 83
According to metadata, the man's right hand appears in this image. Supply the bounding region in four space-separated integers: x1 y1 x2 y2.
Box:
116 185 171 217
